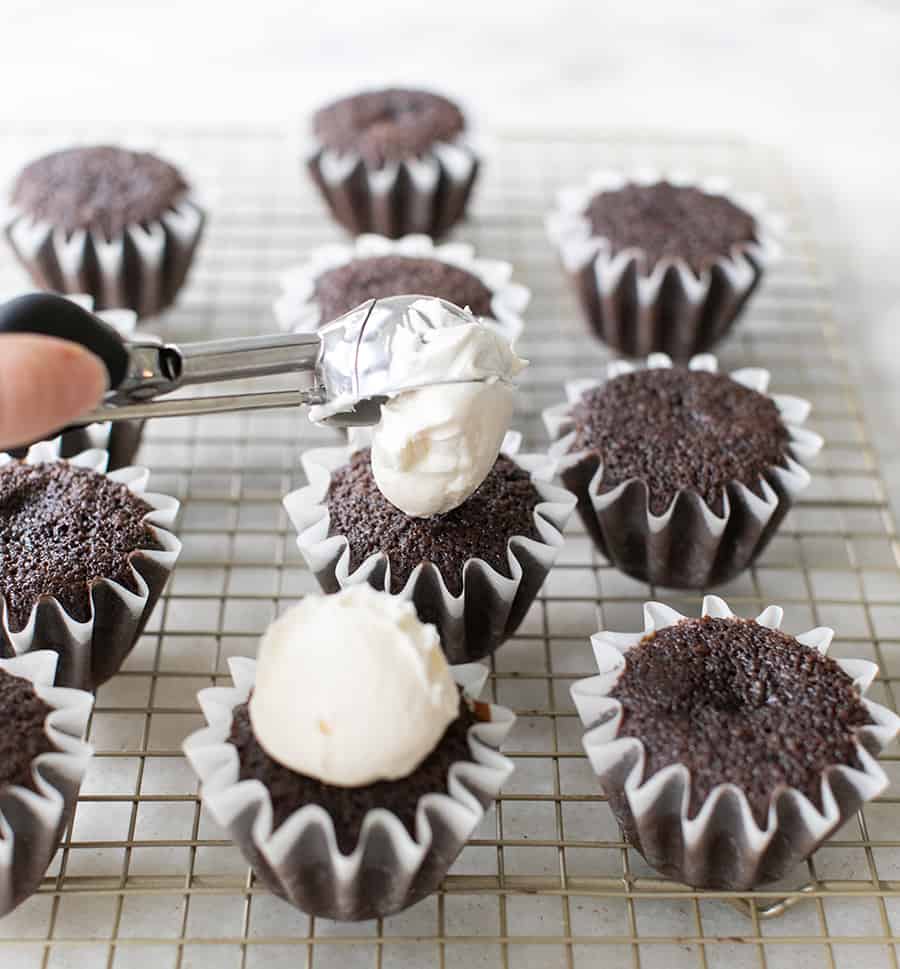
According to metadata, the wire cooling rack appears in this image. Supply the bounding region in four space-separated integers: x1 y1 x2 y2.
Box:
0 125 898 969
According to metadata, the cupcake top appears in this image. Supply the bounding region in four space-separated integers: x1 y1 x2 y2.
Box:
0 461 159 631
0 668 56 793
610 616 872 826
569 367 790 516
313 255 494 325
313 88 466 167
10 145 188 239
585 181 757 274
326 448 542 594
228 587 481 852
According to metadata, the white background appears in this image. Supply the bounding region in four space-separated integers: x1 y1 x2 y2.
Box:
4 0 900 484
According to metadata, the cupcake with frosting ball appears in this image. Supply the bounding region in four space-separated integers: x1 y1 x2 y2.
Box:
184 586 515 920
284 298 576 663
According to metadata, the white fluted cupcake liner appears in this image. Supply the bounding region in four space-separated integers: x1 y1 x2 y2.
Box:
283 432 576 663
546 169 783 358
571 595 900 890
3 192 204 319
274 233 529 346
0 443 182 690
306 134 480 239
184 659 514 920
543 354 823 588
2 291 144 469
0 650 93 915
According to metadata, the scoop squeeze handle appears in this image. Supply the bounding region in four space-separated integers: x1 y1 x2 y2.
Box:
0 293 130 390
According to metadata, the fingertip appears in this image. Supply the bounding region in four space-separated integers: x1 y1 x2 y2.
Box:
57 341 110 410
0 335 109 450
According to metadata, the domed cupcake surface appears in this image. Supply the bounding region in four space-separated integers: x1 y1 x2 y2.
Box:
313 89 466 168
568 366 790 517
0 460 161 631
11 145 188 241
611 615 872 827
584 180 758 275
313 254 493 323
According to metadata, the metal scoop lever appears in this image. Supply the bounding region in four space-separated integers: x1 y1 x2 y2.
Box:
0 293 483 428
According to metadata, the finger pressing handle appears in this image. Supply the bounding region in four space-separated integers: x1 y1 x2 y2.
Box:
0 292 130 390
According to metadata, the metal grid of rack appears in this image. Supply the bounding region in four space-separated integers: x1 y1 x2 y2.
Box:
0 125 898 969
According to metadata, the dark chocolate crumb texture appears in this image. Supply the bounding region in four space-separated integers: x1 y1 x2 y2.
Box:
325 449 542 595
569 367 790 516
0 462 160 631
314 255 493 324
313 89 466 168
610 616 872 826
586 181 757 275
229 694 477 855
0 668 56 794
11 145 188 240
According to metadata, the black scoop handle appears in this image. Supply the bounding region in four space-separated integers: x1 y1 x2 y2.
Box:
0 292 130 390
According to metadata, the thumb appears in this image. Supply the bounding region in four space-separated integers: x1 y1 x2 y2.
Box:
0 334 107 451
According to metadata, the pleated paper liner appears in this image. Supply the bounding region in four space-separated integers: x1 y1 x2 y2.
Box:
283 433 576 663
543 353 823 588
306 135 480 239
0 443 182 690
546 169 782 358
4 194 205 319
571 595 900 890
0 651 93 915
184 660 514 920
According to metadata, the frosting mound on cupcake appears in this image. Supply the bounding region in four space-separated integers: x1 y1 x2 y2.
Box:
585 181 757 274
10 145 188 239
371 304 526 517
313 89 465 168
248 586 459 786
610 616 873 826
0 461 161 630
569 367 789 516
327 449 542 594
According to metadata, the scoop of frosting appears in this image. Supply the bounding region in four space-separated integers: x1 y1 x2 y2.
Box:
248 585 459 787
371 299 527 516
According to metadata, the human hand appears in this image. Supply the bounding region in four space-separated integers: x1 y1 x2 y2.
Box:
0 335 107 450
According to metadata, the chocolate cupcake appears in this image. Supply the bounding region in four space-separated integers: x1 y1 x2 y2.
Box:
0 442 181 690
546 170 781 358
184 587 515 920
284 434 575 663
571 596 900 890
5 145 205 318
0 650 93 915
275 234 528 345
544 354 822 588
306 88 479 238
2 292 144 470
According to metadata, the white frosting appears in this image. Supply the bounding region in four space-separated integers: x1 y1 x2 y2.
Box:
384 301 526 392
372 300 527 516
248 586 459 787
372 380 515 517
